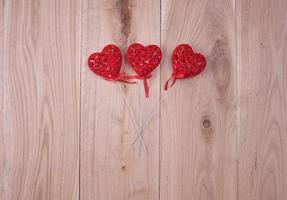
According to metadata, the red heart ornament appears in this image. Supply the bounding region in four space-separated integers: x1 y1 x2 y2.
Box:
164 44 206 90
88 44 135 83
126 43 162 97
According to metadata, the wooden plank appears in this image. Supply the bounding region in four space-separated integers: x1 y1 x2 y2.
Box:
80 0 160 200
1 0 80 199
0 0 4 198
238 0 287 199
160 0 237 199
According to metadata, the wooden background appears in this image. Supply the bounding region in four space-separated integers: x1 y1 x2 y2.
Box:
1 0 287 199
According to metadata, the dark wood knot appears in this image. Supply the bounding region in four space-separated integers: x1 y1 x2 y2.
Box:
202 118 211 129
201 116 212 129
201 116 213 138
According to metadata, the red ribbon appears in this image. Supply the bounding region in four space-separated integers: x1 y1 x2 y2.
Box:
108 73 137 84
164 73 186 90
124 74 152 97
164 75 177 90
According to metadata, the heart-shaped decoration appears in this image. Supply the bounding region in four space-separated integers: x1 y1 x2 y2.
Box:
88 44 122 80
172 44 206 78
126 43 162 97
164 44 206 90
126 43 162 77
88 44 125 81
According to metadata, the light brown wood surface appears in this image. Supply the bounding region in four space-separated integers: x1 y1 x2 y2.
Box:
1 0 287 200
160 0 237 199
1 0 80 199
0 1 4 199
80 0 160 199
238 0 287 199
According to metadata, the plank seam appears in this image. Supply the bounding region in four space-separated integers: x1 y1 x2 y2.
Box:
159 0 162 199
235 0 240 199
79 0 83 199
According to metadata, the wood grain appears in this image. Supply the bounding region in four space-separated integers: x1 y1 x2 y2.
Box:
1 0 287 199
238 0 287 199
80 0 160 199
160 0 237 199
1 0 80 199
0 0 4 198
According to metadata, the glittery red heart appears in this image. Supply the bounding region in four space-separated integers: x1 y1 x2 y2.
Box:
164 44 206 90
126 43 162 97
88 44 122 80
126 43 162 76
172 44 206 78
